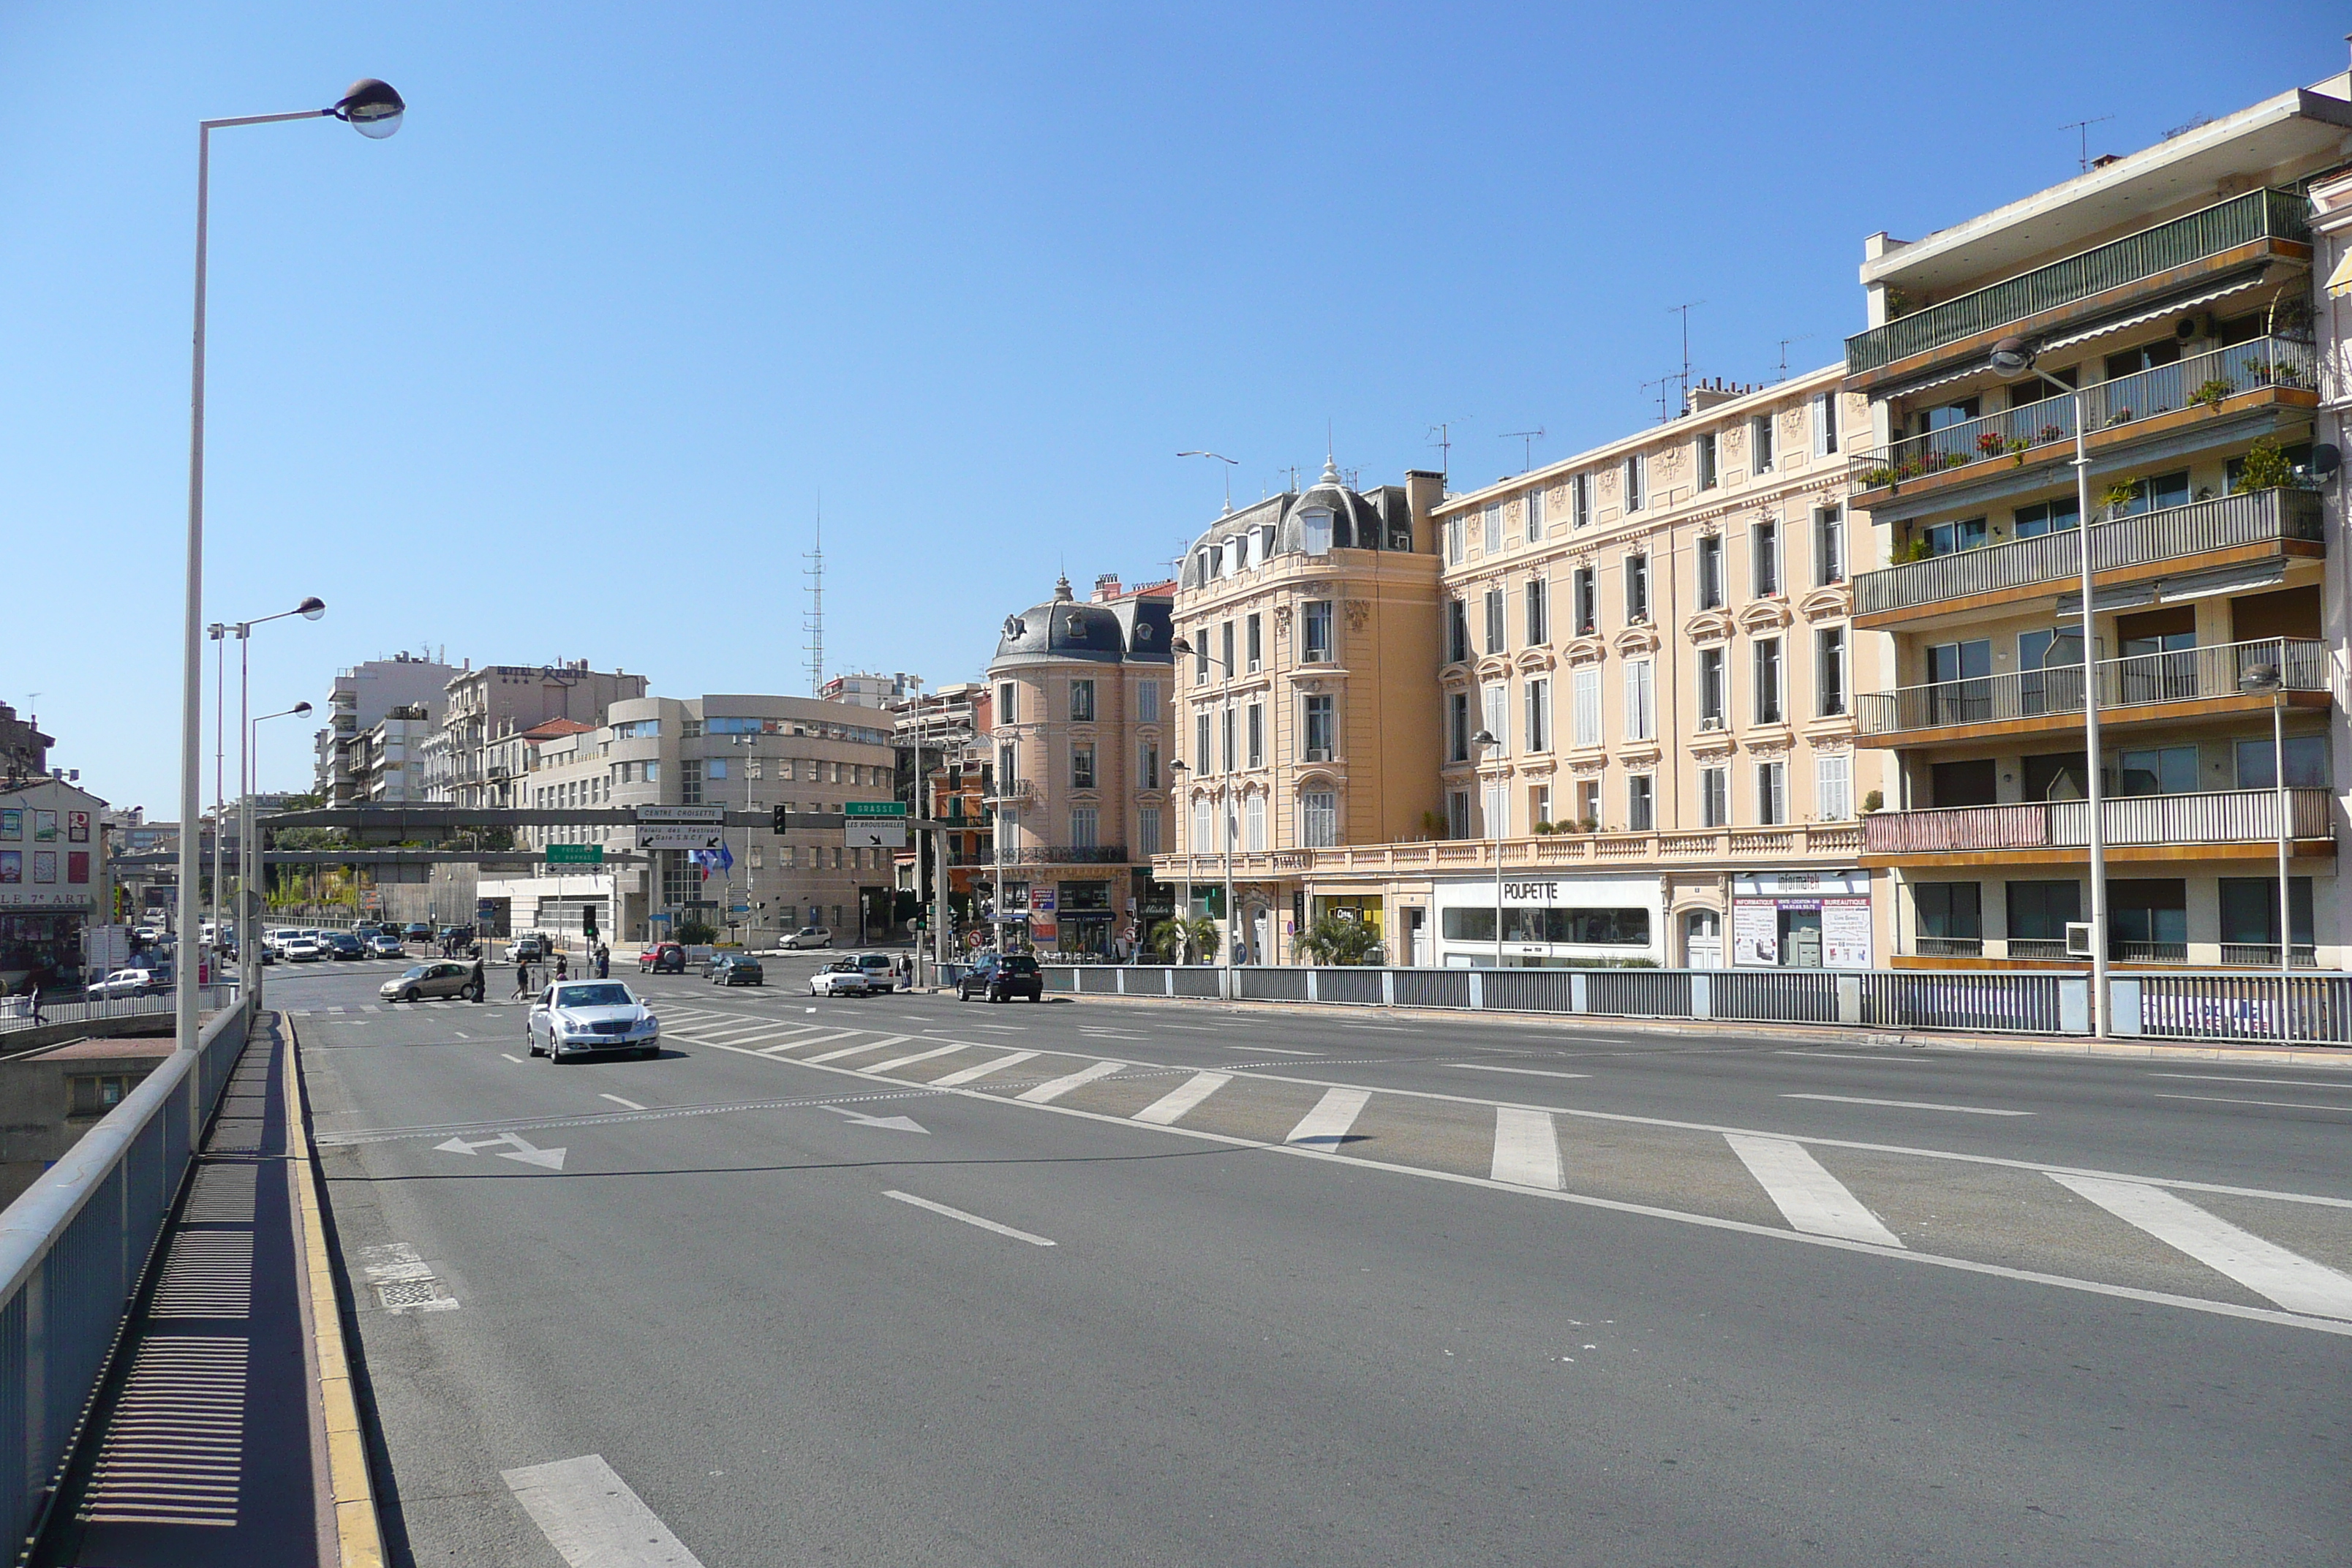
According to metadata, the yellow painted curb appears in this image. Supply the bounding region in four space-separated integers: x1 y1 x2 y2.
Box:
283 1015 388 1568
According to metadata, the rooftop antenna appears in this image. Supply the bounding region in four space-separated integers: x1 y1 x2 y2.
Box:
1177 451 1239 512
1638 372 1679 424
1499 428 1545 473
1666 300 1703 415
2061 115 2115 174
1426 418 1471 486
804 501 825 697
1775 334 1814 381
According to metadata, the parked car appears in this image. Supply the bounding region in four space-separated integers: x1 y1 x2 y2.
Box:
88 968 162 1000
851 953 900 992
282 936 327 964
957 953 1043 1003
403 922 433 942
780 926 833 950
324 932 366 962
380 961 483 1003
808 960 880 997
508 935 549 964
366 933 407 958
527 981 660 1061
638 943 687 974
705 953 765 987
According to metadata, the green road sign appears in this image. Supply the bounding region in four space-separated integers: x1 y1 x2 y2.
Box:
843 801 909 817
546 844 605 865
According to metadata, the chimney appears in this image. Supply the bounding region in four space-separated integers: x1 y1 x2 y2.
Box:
1092 573 1123 603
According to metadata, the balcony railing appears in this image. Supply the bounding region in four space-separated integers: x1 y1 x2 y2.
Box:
1854 486 2321 619
1845 188 2308 374
986 780 1036 804
1854 338 2314 493
1857 636 2326 738
1003 845 1130 865
1154 821 1866 880
1863 787 2332 856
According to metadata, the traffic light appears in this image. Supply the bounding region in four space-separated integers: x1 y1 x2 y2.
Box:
772 804 791 834
583 905 598 940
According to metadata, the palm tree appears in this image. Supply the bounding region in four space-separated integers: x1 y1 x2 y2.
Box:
1294 912 1379 966
1149 915 1220 963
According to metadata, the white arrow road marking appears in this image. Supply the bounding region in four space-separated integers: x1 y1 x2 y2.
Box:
2050 1174 2352 1319
885 1190 1055 1246
1726 1134 1902 1247
817 1104 930 1134
434 1131 568 1170
503 1454 706 1568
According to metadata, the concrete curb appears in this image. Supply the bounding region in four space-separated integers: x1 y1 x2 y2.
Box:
1055 989 2352 1071
282 1014 388 1568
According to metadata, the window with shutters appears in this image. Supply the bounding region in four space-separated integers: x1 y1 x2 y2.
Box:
1627 774 1655 832
1754 638 1784 723
1246 703 1264 768
1571 472 1592 528
1816 754 1852 821
1137 679 1161 722
1447 600 1470 664
1220 708 1235 773
1699 649 1726 725
1526 577 1548 645
1815 506 1845 585
1139 740 1160 790
998 682 1019 721
1624 660 1656 741
1244 794 1267 851
1070 807 1098 848
1191 798 1213 852
1137 806 1161 856
1817 627 1847 717
1697 535 1724 609
1525 679 1550 752
1303 791 1339 848
1756 761 1787 825
1753 519 1780 596
1484 589 1506 655
1574 568 1597 635
1482 685 1508 754
1701 766 1729 826
1448 692 1471 761
1625 554 1650 623
1751 413 1775 472
1482 504 1504 555
1696 431 1719 491
1447 790 1471 839
1446 516 1466 564
1194 713 1210 774
1525 489 1545 541
1572 666 1602 748
1624 453 1646 512
1812 390 1839 456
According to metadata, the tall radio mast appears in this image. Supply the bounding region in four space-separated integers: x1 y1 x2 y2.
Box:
804 505 825 696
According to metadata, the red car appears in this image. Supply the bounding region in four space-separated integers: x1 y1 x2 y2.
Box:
637 942 687 974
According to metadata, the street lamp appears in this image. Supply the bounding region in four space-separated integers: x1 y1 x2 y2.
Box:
247 702 312 994
1169 636 1240 982
2239 660 2296 1037
1167 758 1194 961
1471 728 1504 970
176 81 401 1058
1990 335 2108 1038
227 598 325 989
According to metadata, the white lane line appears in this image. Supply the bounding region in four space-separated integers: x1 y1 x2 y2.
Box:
1153 1023 1222 1031
2049 1174 2352 1319
861 1042 968 1075
1079 1030 1149 1040
1017 1060 1128 1104
807 1034 909 1064
1225 1044 1322 1057
1134 1071 1232 1126
969 1022 1029 1031
453 1032 470 1040
884 1189 1056 1246
600 1094 645 1112
1725 1134 1904 1248
361 1004 381 1013
500 1054 524 1064
2149 1072 2352 1088
2154 1093 2352 1113
1286 1087 1372 1147
503 1453 708 1568
1782 1093 2032 1117
1452 1063 1591 1081
1491 1107 1564 1189
1774 1050 1929 1062
932 1051 1039 1087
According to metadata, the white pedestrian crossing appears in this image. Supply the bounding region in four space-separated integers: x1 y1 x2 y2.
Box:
1133 1071 1230 1126
932 1051 1039 1087
1017 1060 1126 1104
1725 1134 1903 1248
861 1043 968 1075
1286 1088 1371 1148
2050 1174 2352 1320
806 1035 910 1063
1490 1107 1563 1190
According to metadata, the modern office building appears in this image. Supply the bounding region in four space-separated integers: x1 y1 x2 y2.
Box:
1844 69 2352 969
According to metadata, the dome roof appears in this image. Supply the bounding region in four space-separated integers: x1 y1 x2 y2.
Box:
990 576 1172 668
1178 459 1406 591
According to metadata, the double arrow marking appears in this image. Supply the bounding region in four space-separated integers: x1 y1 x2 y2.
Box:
434 1131 568 1170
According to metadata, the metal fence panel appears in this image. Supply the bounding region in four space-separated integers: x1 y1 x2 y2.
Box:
1862 972 2060 1033
1391 969 1472 1010
1238 968 1309 1002
1584 970 1695 1019
1711 970 1842 1025
1312 969 1385 1006
1039 966 1077 993
1074 968 1121 995
2130 972 2352 1044
1480 969 1579 1014
1171 967 1224 999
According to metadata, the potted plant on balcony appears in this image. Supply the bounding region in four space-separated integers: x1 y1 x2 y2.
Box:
2191 377 2233 410
2100 479 2138 519
2106 407 2135 426
2007 437 2031 464
1862 790 1884 813
1858 465 1897 489
2230 435 2296 494
1975 429 2008 458
2038 422 2066 444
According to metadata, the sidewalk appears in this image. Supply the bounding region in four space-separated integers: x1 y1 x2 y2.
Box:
1047 988 2352 1070
31 1012 378 1566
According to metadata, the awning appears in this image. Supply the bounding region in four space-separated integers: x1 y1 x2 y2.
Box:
2057 557 2288 617
2329 246 2352 299
2037 276 2273 353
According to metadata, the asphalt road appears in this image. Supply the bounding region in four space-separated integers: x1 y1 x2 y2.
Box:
279 955 2352 1567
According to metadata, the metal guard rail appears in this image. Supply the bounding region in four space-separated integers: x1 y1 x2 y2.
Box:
1040 964 2352 1046
0 994 255 1554
1857 636 2326 736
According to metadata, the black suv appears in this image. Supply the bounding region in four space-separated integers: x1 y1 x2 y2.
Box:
957 953 1044 1003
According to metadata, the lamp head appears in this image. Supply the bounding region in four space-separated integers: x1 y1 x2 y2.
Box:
1471 728 1498 747
1169 635 1194 655
2239 662 2283 694
333 78 404 138
1989 336 2036 380
298 597 326 620
293 701 313 717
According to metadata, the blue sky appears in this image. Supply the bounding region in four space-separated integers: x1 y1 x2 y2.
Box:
1 1 2337 811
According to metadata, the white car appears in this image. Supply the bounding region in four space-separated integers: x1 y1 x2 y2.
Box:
88 968 160 1000
808 960 879 998
527 981 660 1062
780 926 833 950
282 937 327 963
366 933 406 958
850 954 900 992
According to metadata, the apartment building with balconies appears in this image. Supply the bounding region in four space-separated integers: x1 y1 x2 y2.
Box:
311 652 463 805
1844 70 2352 969
984 574 1177 957
438 660 648 813
1158 464 1445 965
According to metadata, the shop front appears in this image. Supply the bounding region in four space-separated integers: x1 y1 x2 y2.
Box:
1730 870 1872 968
1431 875 1663 968
1 780 110 992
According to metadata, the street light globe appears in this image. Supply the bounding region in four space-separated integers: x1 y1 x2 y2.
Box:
293 701 314 716
2239 662 2283 694
1988 336 2036 380
298 597 326 620
334 79 405 138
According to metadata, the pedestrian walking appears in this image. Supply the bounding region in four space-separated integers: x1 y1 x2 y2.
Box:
595 944 610 980
554 951 570 982
513 959 532 999
469 958 486 1002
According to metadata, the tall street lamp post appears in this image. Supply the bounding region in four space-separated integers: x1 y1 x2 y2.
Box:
1989 336 2108 1038
230 598 325 990
175 79 404 1055
1169 636 1240 983
1471 728 1504 969
246 702 312 995
1167 759 1194 960
2239 660 2296 1040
